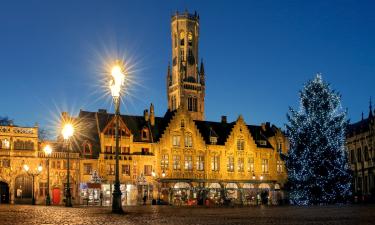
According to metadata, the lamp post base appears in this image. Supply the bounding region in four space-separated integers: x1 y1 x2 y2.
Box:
46 194 51 206
65 193 72 207
112 188 123 214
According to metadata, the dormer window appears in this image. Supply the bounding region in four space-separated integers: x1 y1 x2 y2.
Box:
181 119 185 128
83 141 92 155
259 140 267 146
141 128 149 141
210 136 217 145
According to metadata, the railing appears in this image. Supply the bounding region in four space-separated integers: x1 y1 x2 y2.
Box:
0 126 37 136
37 151 80 159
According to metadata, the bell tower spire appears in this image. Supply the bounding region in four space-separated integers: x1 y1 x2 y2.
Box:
167 11 205 120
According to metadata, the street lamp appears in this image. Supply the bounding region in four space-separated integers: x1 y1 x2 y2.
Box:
109 61 125 213
43 144 53 205
24 163 43 205
62 123 74 207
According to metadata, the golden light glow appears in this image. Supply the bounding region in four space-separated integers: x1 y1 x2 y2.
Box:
38 164 43 172
109 62 125 98
62 123 74 140
23 164 29 172
43 144 53 155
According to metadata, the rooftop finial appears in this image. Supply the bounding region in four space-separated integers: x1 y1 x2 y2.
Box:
369 97 373 118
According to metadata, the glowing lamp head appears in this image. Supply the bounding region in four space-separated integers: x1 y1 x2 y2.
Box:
252 174 256 179
38 164 43 172
62 123 74 140
23 164 29 172
43 145 53 155
109 63 125 98
260 175 264 180
162 170 166 177
151 170 156 177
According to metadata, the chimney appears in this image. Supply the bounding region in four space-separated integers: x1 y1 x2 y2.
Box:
221 116 227 123
150 103 155 126
265 122 270 129
144 110 149 121
98 109 107 114
261 123 266 131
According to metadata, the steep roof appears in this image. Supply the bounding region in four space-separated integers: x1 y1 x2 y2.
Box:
194 120 276 148
194 121 235 145
347 117 374 138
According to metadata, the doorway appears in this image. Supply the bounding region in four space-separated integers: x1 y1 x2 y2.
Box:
0 181 9 204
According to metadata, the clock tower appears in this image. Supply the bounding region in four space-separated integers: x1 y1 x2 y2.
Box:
167 11 205 121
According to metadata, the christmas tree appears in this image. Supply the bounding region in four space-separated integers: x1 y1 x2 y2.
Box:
285 74 352 205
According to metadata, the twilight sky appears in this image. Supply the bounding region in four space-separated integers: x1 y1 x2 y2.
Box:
0 0 374 131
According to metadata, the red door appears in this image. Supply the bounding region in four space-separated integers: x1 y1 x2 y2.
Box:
52 188 60 205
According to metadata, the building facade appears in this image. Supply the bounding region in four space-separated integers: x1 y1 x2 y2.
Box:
0 11 288 206
347 103 375 202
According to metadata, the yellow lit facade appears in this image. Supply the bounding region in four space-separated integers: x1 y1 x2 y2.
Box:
0 11 288 206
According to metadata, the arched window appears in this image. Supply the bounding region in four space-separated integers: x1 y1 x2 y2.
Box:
14 140 24 150
184 133 192 148
1 139 10 149
188 32 193 46
188 96 197 111
83 141 92 155
180 31 185 46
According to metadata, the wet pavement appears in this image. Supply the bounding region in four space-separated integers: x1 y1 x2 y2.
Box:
0 204 373 225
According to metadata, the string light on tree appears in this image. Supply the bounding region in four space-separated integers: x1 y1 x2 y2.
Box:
284 74 352 205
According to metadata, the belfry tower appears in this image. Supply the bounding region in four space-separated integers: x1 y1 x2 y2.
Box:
167 11 205 121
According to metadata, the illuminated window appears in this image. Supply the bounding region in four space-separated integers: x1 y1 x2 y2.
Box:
107 164 115 175
173 155 181 170
238 158 244 172
83 163 92 175
144 165 152 176
196 155 204 171
122 165 130 176
161 154 169 170
211 155 219 171
184 133 192 147
262 159 269 173
172 135 180 147
248 158 254 172
184 155 192 171
227 156 234 172
277 160 283 173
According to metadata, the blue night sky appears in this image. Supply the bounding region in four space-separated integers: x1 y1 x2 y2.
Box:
1 0 374 131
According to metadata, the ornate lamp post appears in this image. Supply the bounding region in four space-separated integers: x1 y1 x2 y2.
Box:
43 144 53 205
23 163 43 205
62 123 74 207
109 61 125 213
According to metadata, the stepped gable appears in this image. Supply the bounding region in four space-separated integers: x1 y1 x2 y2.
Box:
194 120 235 145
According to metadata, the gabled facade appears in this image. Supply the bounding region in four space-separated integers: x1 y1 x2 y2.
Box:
0 11 288 206
347 102 375 202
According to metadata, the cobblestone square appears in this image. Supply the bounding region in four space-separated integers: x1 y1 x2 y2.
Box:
0 204 374 225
